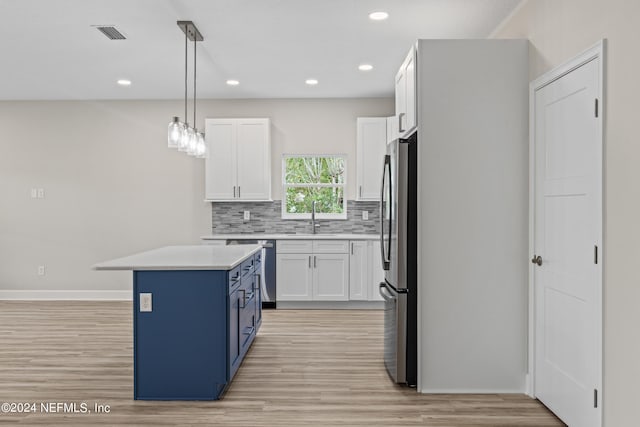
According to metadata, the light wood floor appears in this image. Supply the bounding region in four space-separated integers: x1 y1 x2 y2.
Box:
0 302 564 426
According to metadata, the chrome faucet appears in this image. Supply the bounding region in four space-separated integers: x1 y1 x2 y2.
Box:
311 200 319 234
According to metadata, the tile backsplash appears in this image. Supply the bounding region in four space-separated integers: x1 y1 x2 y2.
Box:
211 200 380 235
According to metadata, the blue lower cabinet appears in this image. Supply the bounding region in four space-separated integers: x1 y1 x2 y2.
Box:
133 268 254 401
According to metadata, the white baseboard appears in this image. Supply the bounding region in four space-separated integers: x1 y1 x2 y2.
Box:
418 388 527 394
0 290 132 301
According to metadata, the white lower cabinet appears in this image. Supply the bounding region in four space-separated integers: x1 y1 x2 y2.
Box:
276 240 348 302
369 241 384 302
276 253 313 300
312 253 349 301
349 241 368 300
349 240 385 301
276 239 384 303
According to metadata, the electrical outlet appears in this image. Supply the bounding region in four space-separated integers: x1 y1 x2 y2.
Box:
30 188 38 199
362 211 369 220
37 265 46 276
139 293 152 312
243 211 250 221
37 188 45 199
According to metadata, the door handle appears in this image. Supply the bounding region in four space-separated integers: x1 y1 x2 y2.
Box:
238 186 241 198
314 256 317 268
308 255 311 268
531 255 543 266
233 186 236 198
398 113 406 133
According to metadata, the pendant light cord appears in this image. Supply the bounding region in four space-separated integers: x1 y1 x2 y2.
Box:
193 32 197 131
184 25 188 125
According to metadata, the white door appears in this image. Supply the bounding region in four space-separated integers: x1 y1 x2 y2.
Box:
276 254 313 301
236 119 270 200
313 253 349 301
533 52 602 427
205 120 236 200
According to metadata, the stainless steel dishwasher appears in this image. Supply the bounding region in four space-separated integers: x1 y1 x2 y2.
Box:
226 239 276 308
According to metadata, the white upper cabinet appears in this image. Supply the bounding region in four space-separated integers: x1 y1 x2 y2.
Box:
205 118 271 201
386 116 398 144
356 117 387 201
394 46 417 138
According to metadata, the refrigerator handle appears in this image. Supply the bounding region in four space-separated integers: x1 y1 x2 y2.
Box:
380 155 391 270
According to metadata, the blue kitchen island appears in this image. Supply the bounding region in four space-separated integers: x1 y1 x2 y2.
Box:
94 245 263 400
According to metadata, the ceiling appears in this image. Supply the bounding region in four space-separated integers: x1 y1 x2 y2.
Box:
0 0 522 100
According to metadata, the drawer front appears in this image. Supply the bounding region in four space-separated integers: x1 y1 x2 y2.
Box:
241 256 256 277
277 240 313 253
228 266 242 293
312 240 349 254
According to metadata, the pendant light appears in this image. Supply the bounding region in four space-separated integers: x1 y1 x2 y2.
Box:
168 21 206 158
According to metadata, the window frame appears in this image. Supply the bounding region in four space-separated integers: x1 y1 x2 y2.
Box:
281 154 348 220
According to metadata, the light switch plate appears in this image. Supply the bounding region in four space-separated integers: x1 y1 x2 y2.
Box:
362 211 369 220
243 211 250 221
139 293 152 312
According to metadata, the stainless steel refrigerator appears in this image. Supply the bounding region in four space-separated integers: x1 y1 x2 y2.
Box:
379 132 417 386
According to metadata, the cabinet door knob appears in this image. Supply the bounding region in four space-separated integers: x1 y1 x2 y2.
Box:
531 255 543 266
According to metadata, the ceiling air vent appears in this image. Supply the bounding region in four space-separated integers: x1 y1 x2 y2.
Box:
94 26 126 40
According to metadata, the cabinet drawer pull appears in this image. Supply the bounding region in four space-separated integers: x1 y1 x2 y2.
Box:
314 256 317 268
308 255 311 268
238 186 241 198
233 186 236 198
398 112 406 133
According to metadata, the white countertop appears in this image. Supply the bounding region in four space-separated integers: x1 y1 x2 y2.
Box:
201 233 379 241
93 245 262 271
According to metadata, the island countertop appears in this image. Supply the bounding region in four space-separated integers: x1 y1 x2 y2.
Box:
93 244 262 271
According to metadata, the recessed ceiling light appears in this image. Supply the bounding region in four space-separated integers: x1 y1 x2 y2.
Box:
226 79 240 86
368 11 389 21
358 64 373 71
305 79 319 86
117 79 131 86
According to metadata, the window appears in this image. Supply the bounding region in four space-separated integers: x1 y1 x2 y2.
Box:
282 155 347 219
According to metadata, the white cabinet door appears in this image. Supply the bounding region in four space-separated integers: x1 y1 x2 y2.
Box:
205 120 236 200
395 70 406 137
313 253 349 301
386 116 398 144
236 119 271 200
349 241 368 300
404 51 416 133
205 118 271 201
276 254 313 301
369 240 384 301
356 118 387 201
394 47 417 138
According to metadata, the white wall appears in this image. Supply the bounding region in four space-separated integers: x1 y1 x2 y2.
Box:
492 0 640 425
416 40 529 393
0 98 392 294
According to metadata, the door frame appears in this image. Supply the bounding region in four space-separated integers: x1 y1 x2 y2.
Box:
527 39 605 422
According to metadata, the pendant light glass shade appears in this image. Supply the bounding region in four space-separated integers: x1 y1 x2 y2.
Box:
195 132 206 158
187 128 198 156
179 125 193 152
168 117 184 148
